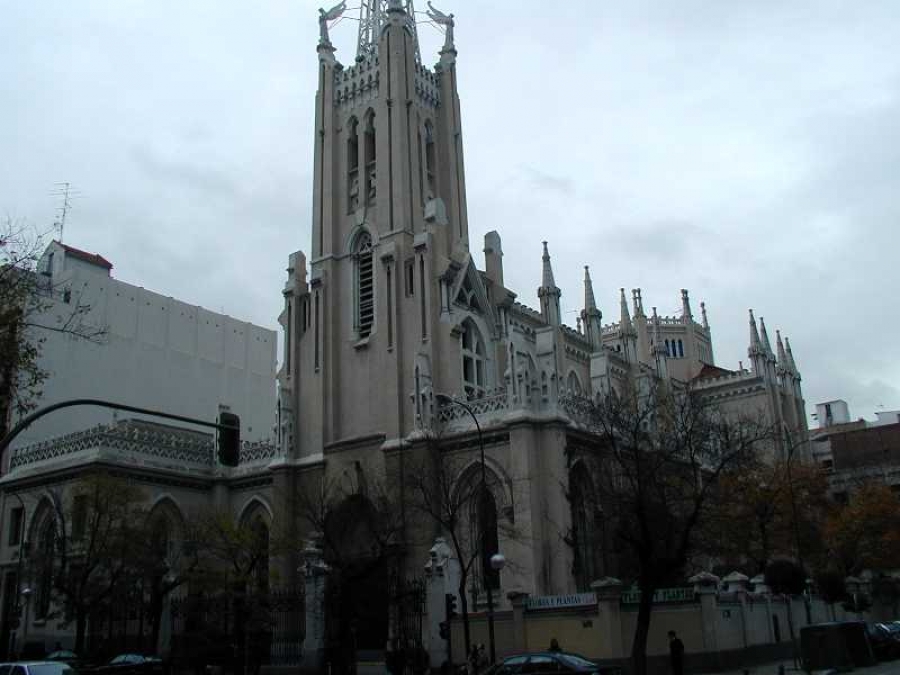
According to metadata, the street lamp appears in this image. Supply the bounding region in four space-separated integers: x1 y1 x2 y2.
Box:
434 394 501 664
19 588 32 658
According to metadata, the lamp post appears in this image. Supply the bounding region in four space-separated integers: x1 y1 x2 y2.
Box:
435 394 501 664
19 588 32 658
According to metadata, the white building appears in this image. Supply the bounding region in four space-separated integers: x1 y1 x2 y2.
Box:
11 240 277 448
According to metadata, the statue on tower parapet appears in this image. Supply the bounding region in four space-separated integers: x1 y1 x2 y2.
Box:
318 1 347 46
427 1 455 51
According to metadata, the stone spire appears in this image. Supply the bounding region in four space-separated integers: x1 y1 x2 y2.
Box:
619 288 634 333
681 289 693 324
618 288 636 363
700 301 709 330
541 241 556 288
581 266 603 350
776 330 788 365
584 266 597 313
748 310 763 357
759 316 774 357
538 241 562 326
785 337 798 374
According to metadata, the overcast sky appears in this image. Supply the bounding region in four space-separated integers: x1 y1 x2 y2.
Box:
3 1 899 424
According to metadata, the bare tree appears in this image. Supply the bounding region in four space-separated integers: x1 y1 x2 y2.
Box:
577 380 765 675
0 217 106 440
38 472 149 653
403 434 517 660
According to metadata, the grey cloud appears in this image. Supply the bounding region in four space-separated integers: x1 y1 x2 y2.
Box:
130 146 237 196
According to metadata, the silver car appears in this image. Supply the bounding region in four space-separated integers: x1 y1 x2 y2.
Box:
0 663 77 675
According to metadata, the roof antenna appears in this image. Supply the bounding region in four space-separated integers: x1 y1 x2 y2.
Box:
50 182 82 243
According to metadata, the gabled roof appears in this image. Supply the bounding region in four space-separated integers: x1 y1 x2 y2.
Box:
55 240 113 270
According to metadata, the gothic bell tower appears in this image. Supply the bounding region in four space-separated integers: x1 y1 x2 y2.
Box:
278 1 470 459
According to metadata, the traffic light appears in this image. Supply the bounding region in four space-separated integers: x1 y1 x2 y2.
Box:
445 592 458 618
218 411 241 466
439 621 449 640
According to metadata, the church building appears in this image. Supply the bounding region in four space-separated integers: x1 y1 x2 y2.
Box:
275 0 810 659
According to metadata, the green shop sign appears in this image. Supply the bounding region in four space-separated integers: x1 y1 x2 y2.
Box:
621 587 694 604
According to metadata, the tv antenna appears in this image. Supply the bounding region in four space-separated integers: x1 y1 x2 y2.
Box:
49 182 82 243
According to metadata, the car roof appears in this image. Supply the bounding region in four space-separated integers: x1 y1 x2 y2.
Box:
504 652 589 659
0 663 66 667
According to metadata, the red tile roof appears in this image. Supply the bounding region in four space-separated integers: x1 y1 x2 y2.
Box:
56 241 113 270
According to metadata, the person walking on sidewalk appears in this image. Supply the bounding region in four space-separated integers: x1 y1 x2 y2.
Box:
668 630 685 675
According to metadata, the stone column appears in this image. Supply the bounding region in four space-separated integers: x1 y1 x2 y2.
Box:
591 577 624 659
690 572 721 655
424 538 461 668
299 537 329 675
507 591 529 653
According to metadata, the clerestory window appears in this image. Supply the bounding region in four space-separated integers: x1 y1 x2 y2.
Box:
461 320 485 400
354 232 374 339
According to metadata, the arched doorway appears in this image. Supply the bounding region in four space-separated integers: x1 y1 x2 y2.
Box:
322 494 394 666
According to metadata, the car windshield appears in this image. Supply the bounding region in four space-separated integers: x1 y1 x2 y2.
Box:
557 654 597 669
29 664 72 675
110 656 142 664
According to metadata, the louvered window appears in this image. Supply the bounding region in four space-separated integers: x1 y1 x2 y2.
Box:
355 232 374 338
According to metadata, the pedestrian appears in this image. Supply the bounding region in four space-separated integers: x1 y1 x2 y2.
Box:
477 645 488 672
548 638 562 653
468 644 480 675
668 630 685 675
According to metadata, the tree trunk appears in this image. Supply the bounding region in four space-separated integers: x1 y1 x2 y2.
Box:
630 578 656 675
75 607 87 654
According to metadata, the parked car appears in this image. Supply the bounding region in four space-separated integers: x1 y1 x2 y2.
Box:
82 654 164 675
865 623 900 660
45 653 79 667
0 662 78 675
488 652 622 675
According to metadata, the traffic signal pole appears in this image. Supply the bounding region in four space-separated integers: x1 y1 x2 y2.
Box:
0 398 240 466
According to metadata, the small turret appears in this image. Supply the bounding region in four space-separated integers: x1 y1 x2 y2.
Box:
537 241 562 326
700 301 709 330
633 289 650 364
484 231 504 288
581 266 603 351
652 307 669 381
681 289 693 324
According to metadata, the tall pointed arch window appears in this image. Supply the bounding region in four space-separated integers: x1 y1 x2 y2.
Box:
250 517 270 594
347 117 360 212
461 320 485 400
364 112 377 203
567 371 583 395
569 464 600 591
424 120 436 199
470 486 500 591
35 514 57 618
354 231 375 338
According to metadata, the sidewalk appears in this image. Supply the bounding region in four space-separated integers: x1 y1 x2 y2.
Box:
709 659 899 675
